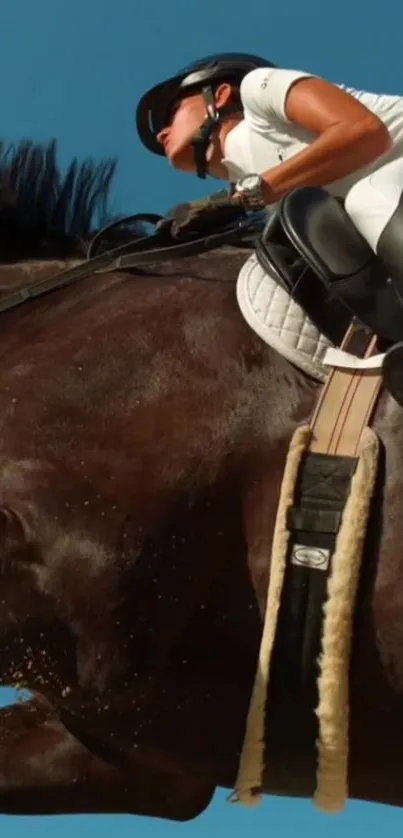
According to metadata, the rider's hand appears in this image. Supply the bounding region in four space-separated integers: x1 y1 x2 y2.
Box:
157 192 247 240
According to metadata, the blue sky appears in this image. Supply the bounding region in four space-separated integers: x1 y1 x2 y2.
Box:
1 0 403 834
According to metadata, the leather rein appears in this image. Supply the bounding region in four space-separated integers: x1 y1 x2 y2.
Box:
0 211 265 316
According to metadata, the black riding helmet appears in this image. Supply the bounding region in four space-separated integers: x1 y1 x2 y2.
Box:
135 52 275 178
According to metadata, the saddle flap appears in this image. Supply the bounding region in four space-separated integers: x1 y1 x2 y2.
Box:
278 187 374 283
256 203 351 346
256 207 305 290
278 187 403 344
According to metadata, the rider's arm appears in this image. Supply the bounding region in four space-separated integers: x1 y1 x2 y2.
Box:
241 69 391 203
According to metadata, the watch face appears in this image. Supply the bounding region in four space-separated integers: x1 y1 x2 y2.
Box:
241 175 260 190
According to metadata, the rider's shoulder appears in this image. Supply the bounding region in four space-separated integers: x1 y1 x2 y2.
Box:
241 67 316 97
240 67 317 118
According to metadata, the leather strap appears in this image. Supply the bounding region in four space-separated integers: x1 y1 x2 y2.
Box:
309 322 382 456
0 213 264 317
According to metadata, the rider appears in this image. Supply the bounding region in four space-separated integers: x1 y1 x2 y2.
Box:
136 53 403 404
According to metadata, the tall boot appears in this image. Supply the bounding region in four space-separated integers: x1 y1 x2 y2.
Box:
377 194 403 406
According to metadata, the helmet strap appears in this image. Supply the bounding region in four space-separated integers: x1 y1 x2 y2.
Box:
191 85 240 179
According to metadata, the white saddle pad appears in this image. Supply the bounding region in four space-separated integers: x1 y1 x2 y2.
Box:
236 254 332 382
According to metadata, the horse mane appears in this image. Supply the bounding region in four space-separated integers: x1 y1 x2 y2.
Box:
0 139 147 262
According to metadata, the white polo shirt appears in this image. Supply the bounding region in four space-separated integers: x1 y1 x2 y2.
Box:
222 68 403 197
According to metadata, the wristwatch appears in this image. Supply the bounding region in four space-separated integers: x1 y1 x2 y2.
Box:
234 174 266 210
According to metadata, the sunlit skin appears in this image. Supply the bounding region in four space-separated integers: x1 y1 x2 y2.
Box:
156 83 240 178
156 77 391 204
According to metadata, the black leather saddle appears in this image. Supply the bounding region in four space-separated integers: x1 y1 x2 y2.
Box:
256 186 403 346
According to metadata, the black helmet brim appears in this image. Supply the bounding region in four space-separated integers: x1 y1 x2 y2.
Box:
136 74 191 156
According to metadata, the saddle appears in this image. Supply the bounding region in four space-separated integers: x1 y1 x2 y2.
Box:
256 185 403 347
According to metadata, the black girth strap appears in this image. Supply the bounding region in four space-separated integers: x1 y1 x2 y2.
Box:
280 452 358 695
262 322 382 800
264 447 359 797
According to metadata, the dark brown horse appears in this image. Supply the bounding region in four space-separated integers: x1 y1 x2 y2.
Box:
0 138 402 823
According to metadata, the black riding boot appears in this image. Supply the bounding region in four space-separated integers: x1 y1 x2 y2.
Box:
382 342 403 406
376 195 403 406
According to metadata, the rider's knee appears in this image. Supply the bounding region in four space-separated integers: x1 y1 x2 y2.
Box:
344 179 366 222
345 159 403 251
344 178 375 237
345 174 396 253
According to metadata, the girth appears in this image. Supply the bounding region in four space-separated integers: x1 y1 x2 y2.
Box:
234 316 383 810
264 321 382 805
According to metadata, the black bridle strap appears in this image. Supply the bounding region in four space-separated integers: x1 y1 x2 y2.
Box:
0 215 263 316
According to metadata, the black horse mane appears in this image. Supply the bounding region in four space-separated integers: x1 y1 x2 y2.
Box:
0 137 254 268
0 139 147 262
